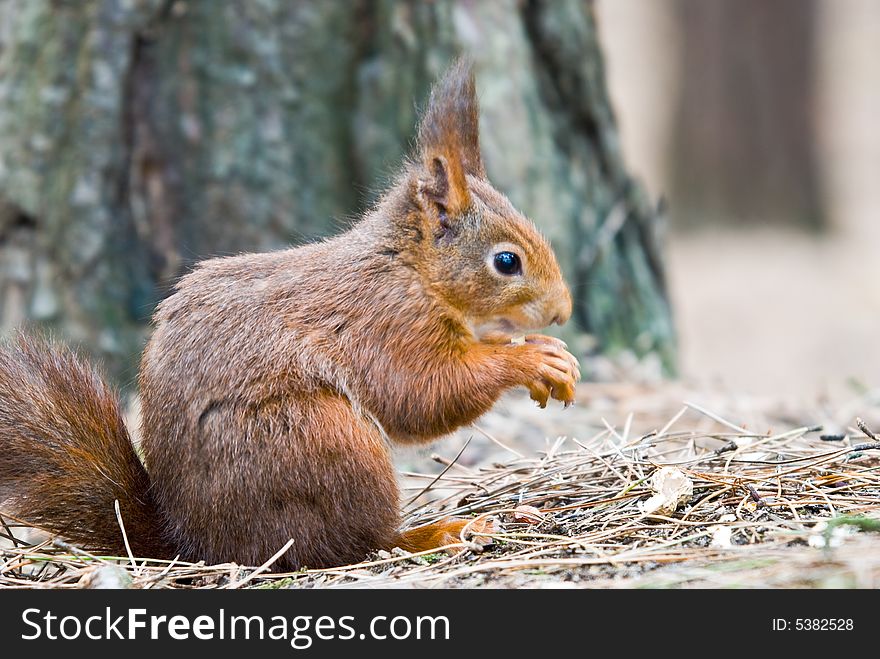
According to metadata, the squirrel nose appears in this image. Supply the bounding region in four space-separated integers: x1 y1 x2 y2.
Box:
548 286 572 326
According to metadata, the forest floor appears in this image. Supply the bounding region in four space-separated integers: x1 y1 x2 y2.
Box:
3 381 879 589
350 380 880 589
383 383 880 589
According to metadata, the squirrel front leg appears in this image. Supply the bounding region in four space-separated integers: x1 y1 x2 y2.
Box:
388 339 578 554
363 336 580 443
478 332 581 407
451 336 582 420
366 338 579 554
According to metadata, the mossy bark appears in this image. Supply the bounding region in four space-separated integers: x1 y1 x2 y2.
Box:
0 0 675 383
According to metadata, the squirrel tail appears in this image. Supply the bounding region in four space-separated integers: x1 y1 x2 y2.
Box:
0 335 173 559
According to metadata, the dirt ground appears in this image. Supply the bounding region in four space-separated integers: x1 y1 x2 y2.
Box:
669 222 880 400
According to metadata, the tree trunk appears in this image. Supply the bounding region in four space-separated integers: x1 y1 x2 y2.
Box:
670 0 826 230
0 0 675 383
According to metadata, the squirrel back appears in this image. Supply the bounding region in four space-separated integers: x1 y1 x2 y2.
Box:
0 61 578 569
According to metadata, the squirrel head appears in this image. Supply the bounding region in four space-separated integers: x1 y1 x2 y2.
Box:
397 60 572 338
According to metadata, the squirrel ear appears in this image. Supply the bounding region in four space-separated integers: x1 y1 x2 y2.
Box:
417 155 468 223
416 59 485 218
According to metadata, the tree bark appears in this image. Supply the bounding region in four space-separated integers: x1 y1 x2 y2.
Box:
0 0 675 383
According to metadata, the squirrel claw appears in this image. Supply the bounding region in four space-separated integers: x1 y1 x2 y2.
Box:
519 342 577 409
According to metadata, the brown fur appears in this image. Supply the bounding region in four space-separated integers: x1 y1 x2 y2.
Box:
0 336 173 558
0 60 578 569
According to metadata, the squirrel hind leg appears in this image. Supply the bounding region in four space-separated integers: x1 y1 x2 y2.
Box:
145 390 402 570
394 516 498 555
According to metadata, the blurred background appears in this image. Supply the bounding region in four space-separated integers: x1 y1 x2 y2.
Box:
599 0 880 398
0 0 877 401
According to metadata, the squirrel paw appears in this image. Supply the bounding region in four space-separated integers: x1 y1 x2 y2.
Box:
515 337 580 408
396 516 498 554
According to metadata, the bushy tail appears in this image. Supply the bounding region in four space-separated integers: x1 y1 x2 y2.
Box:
0 335 173 559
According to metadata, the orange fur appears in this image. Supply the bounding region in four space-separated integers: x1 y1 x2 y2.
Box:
396 517 497 554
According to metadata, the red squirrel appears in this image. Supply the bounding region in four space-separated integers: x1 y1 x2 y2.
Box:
0 61 579 570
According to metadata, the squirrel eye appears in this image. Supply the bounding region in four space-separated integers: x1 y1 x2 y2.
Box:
493 251 522 276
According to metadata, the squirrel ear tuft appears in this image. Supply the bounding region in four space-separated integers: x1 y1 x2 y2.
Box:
416 58 484 217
